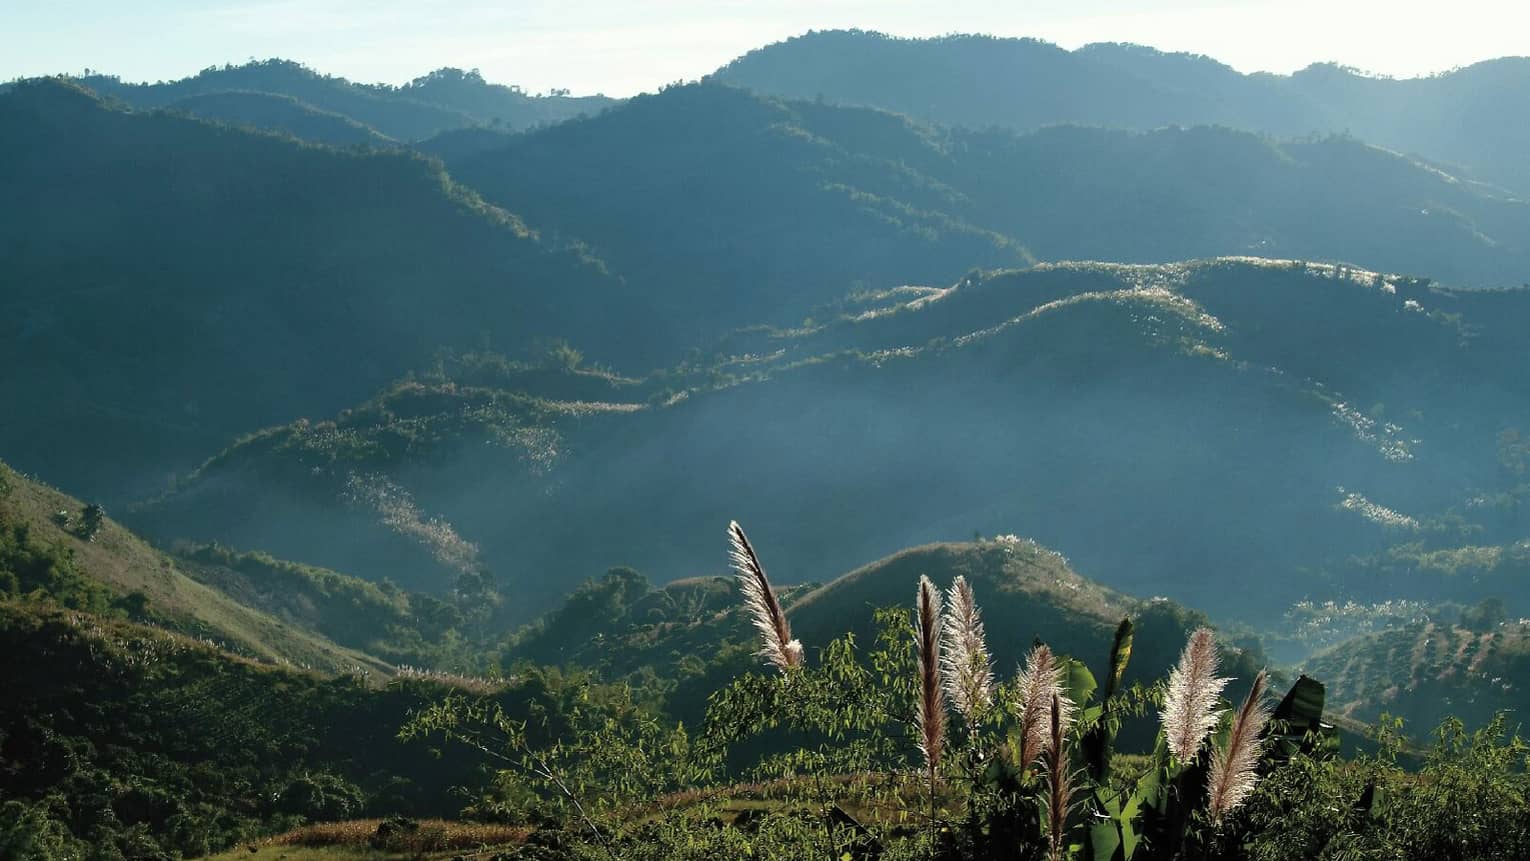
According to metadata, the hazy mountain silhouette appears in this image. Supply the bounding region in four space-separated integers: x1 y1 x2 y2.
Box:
715 31 1530 196
451 82 1530 300
77 59 612 140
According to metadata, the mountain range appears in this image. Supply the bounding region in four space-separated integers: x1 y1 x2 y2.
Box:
715 30 1530 197
3 32 1529 811
6 69 1529 504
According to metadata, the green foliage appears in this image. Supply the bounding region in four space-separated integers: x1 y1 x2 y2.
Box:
403 666 704 834
78 502 104 542
424 599 1331 860
0 493 113 612
1222 714 1530 860
177 542 488 667
275 772 367 821
0 601 532 856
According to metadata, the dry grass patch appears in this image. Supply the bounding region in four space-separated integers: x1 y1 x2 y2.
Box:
269 819 529 851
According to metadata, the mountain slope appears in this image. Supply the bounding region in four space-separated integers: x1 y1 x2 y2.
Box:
1303 615 1530 730
166 90 395 146
714 31 1530 196
0 600 530 857
0 460 392 674
448 83 1031 340
0 79 626 501
140 260 1530 624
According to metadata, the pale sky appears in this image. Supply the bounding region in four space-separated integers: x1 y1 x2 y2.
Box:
2 0 1526 96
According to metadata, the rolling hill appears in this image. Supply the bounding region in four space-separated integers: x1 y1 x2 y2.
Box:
714 30 1530 196
136 259 1530 628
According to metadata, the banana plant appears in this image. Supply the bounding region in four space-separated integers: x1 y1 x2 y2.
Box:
1080 630 1333 861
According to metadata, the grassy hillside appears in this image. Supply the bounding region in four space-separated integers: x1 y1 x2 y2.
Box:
715 30 1530 196
0 460 396 675
77 60 612 139
141 260 1530 628
0 78 627 502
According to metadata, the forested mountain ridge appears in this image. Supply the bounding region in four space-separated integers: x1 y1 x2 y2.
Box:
450 81 1530 307
138 260 1530 629
714 30 1530 196
0 78 631 502
76 59 613 140
447 83 1033 339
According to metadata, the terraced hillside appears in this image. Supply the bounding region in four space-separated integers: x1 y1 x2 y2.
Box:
1305 616 1530 730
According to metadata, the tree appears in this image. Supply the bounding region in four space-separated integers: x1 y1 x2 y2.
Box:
79 503 105 542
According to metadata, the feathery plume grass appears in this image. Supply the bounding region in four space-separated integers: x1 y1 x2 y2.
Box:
1015 644 1073 769
1015 648 1077 767
727 520 803 672
1046 693 1074 861
1161 627 1230 761
940 576 993 730
914 575 946 776
1207 669 1272 822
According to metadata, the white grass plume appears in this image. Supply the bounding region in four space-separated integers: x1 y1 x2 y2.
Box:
1208 669 1272 821
940 575 993 730
915 575 946 775
1016 644 1073 769
1161 627 1229 761
727 520 803 672
1046 693 1075 861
